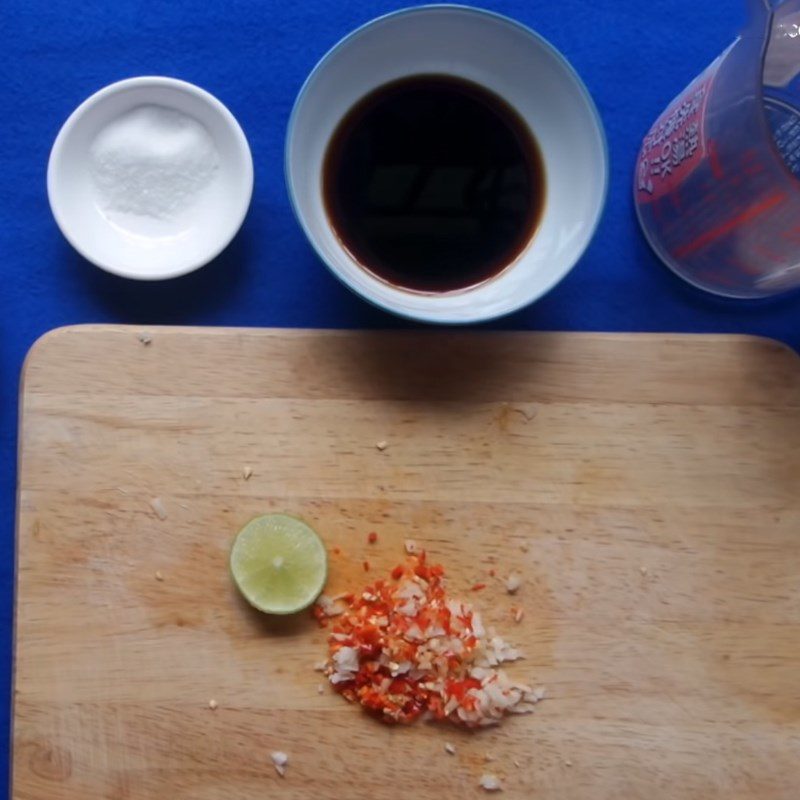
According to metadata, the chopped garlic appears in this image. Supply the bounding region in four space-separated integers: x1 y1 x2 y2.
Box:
376 440 388 451
505 573 522 594
149 497 167 520
208 699 218 710
317 684 324 694
155 571 164 582
445 742 456 755
270 751 288 777
332 646 360 674
242 465 253 480
404 539 418 554
479 774 502 791
513 607 524 623
137 332 152 346
316 595 345 617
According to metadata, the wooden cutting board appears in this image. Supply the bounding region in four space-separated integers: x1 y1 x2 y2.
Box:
13 326 800 800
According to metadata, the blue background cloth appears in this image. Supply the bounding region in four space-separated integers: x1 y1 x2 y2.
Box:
1 0 798 783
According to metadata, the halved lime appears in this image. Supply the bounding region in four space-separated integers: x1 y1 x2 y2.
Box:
230 514 327 615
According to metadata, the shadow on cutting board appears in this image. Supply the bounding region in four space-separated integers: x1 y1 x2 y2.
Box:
232 588 319 638
301 329 540 405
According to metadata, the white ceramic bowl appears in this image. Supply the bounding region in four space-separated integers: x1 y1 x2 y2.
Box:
286 5 608 324
48 77 253 280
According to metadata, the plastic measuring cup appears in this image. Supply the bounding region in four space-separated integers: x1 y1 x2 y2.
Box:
635 0 800 298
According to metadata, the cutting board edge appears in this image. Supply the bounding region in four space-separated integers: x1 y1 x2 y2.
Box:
19 323 800 388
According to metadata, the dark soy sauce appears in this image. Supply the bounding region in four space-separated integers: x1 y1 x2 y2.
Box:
323 74 546 293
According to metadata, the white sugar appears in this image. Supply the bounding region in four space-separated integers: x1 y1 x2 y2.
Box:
89 104 219 220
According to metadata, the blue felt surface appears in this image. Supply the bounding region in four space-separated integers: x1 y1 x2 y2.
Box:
1 0 798 788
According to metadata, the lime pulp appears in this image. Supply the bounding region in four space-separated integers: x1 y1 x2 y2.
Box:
230 513 327 615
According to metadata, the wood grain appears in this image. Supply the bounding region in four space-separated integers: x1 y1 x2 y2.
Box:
13 326 800 799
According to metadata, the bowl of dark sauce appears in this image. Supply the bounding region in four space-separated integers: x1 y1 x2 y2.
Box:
286 5 608 324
